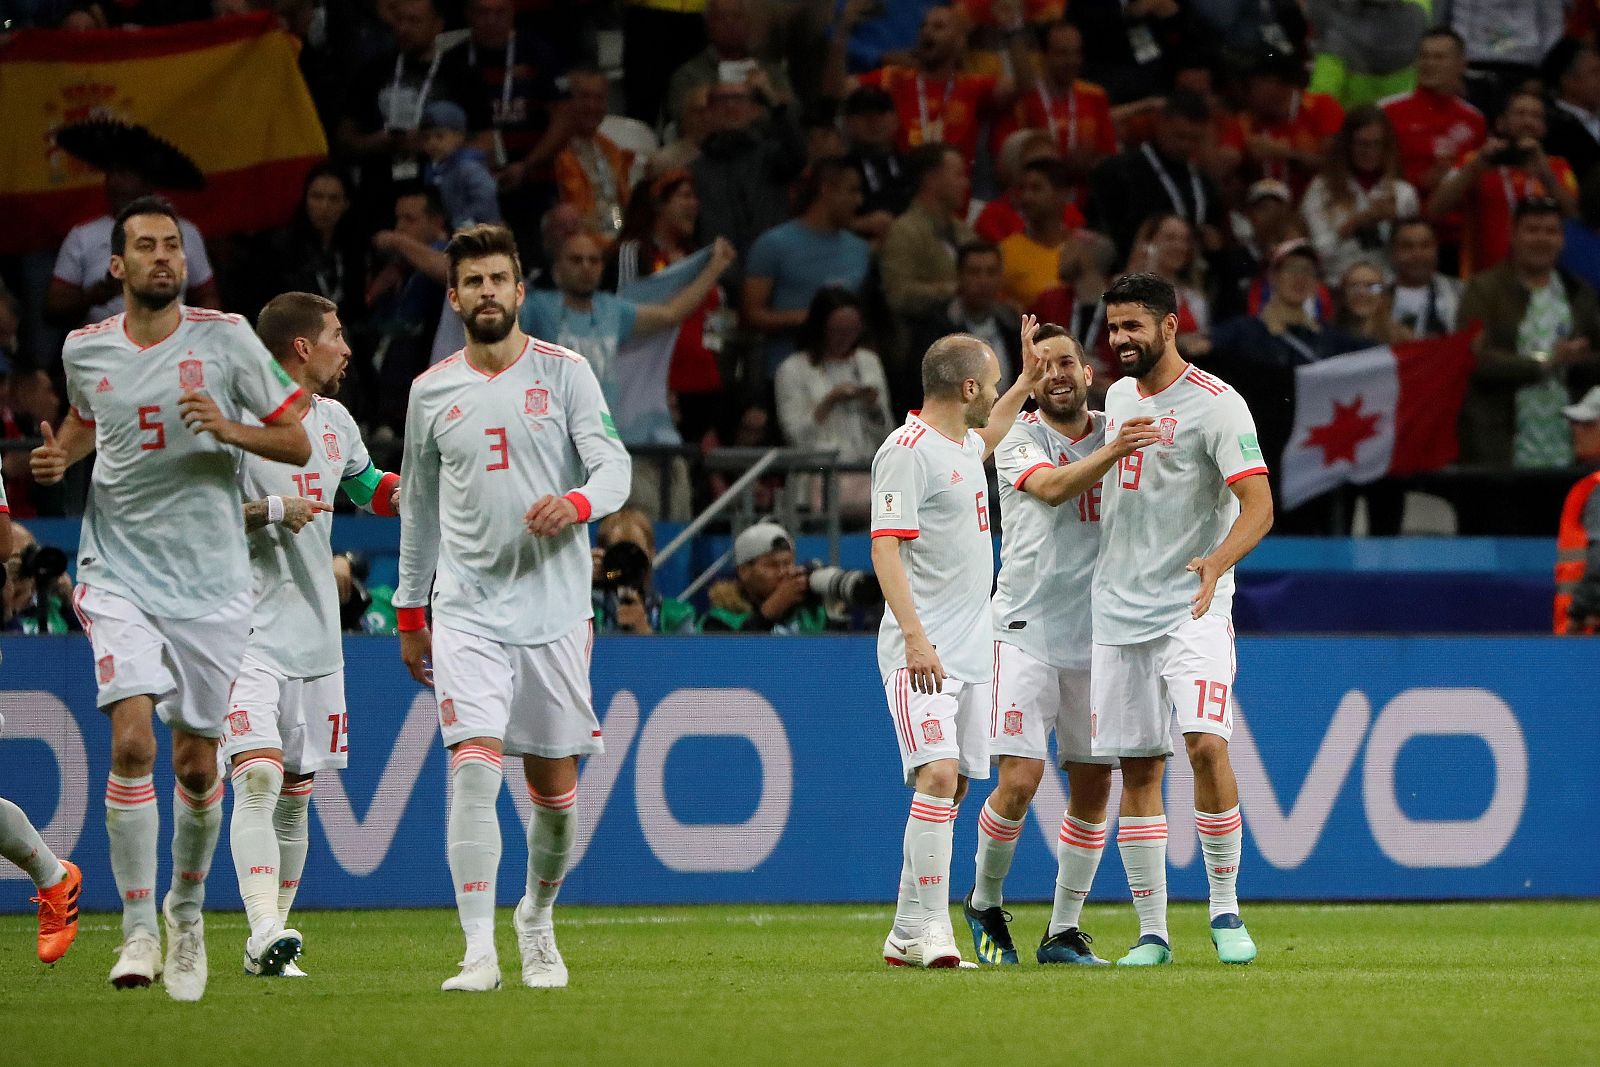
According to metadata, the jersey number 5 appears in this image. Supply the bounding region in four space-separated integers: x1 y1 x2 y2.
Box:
485 427 509 471
138 405 165 451
292 472 323 501
1118 451 1143 490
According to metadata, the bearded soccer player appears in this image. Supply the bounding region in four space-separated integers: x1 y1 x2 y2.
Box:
396 223 630 992
33 195 310 1001
0 488 84 965
963 324 1158 966
872 320 1042 969
226 292 401 978
1093 273 1273 966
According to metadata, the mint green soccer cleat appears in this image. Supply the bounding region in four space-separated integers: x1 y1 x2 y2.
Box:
1116 934 1172 966
1210 914 1257 964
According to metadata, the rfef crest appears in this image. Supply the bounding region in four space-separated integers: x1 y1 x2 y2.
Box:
323 431 341 461
525 387 549 416
1158 416 1179 446
178 359 205 390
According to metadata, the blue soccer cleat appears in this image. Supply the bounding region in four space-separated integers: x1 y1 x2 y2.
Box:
1036 927 1109 965
962 891 1019 965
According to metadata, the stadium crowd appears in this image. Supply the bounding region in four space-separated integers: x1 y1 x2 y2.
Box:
6 0 1600 543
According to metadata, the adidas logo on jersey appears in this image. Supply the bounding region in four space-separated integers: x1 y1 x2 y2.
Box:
949 470 964 485
446 405 464 421
96 377 113 393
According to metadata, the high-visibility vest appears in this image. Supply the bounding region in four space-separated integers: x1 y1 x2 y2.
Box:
1554 470 1600 635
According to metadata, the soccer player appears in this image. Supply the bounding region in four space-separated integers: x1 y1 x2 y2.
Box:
963 324 1159 966
32 195 310 1001
872 320 1043 969
1092 273 1273 966
227 292 401 978
0 486 84 965
395 223 630 992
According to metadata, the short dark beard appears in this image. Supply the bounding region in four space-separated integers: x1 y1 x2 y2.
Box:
1120 338 1163 379
127 282 178 312
1037 390 1086 423
464 305 515 344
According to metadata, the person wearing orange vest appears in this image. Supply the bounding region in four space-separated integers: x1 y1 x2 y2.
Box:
1554 457 1600 635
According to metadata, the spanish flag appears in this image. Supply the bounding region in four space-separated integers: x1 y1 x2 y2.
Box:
0 13 327 255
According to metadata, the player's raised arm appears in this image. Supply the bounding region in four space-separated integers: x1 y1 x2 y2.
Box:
976 314 1047 460
527 356 631 537
29 415 95 485
1020 417 1162 506
395 387 443 686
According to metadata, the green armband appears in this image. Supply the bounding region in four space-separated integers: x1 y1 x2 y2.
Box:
341 464 401 515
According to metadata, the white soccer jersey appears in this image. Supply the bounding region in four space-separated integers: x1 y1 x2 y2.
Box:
870 413 994 684
992 410 1106 670
63 308 304 620
396 336 631 646
1092 364 1268 645
239 396 376 679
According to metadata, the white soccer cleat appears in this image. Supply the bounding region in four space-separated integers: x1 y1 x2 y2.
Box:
919 917 963 969
109 930 162 989
514 899 569 989
243 927 303 977
882 931 925 967
162 897 208 1002
441 954 501 992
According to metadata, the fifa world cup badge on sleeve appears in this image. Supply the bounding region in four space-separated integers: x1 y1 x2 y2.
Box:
877 492 901 521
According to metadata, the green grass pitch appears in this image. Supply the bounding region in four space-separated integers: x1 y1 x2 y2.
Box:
3 901 1597 1065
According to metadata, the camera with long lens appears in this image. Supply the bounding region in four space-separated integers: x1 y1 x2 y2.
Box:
598 541 652 595
804 562 882 606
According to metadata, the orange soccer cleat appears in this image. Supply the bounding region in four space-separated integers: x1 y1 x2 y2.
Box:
32 860 82 964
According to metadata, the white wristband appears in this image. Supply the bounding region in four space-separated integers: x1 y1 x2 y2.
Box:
266 495 285 524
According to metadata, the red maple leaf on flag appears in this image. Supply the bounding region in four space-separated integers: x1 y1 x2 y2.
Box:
1303 396 1382 466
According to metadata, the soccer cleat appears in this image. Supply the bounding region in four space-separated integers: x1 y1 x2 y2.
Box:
109 930 162 989
441 954 502 992
1037 927 1109 966
1116 934 1173 967
962 891 1018 965
513 898 569 989
33 860 82 964
1210 913 1258 964
162 896 208 1002
919 916 963 969
882 931 924 967
243 927 303 977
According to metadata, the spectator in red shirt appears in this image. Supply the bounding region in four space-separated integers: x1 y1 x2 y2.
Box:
974 129 1086 243
997 21 1117 188
1380 28 1487 205
1230 50 1345 198
1429 89 1580 277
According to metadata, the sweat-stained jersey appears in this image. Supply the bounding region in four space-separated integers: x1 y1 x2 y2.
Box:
1093 364 1267 645
395 336 631 646
63 307 304 620
870 413 994 684
239 396 385 679
991 410 1106 670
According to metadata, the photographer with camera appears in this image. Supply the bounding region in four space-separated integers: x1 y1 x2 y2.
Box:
592 507 695 635
3 521 76 635
1429 89 1579 278
701 520 881 634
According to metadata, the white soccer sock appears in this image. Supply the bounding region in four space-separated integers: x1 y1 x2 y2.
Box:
105 774 159 938
1117 815 1169 943
275 778 313 924
1196 806 1244 920
891 854 920 940
448 746 504 960
905 793 956 925
0 797 66 888
229 756 285 940
971 801 1023 911
1049 813 1107 935
169 778 225 924
524 785 576 928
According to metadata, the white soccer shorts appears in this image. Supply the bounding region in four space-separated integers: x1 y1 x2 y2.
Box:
1089 613 1236 759
71 584 251 738
432 619 603 759
221 655 349 774
989 641 1114 768
884 668 992 788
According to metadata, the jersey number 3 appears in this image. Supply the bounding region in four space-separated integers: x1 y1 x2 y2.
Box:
485 427 509 471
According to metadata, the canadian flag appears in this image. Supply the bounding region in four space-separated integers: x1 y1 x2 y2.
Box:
1280 332 1475 509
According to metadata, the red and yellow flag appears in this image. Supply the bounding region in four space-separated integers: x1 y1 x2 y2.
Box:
0 13 327 254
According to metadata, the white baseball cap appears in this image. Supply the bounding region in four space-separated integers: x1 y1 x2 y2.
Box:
734 521 793 566
1563 386 1600 423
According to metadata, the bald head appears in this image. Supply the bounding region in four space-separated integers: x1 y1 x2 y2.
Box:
922 334 993 400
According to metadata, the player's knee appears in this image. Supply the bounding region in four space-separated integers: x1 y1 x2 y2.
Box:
1184 733 1230 776
995 761 1043 813
915 761 959 798
110 731 158 774
174 766 217 796
232 762 283 801
1067 764 1113 814
1119 757 1164 795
